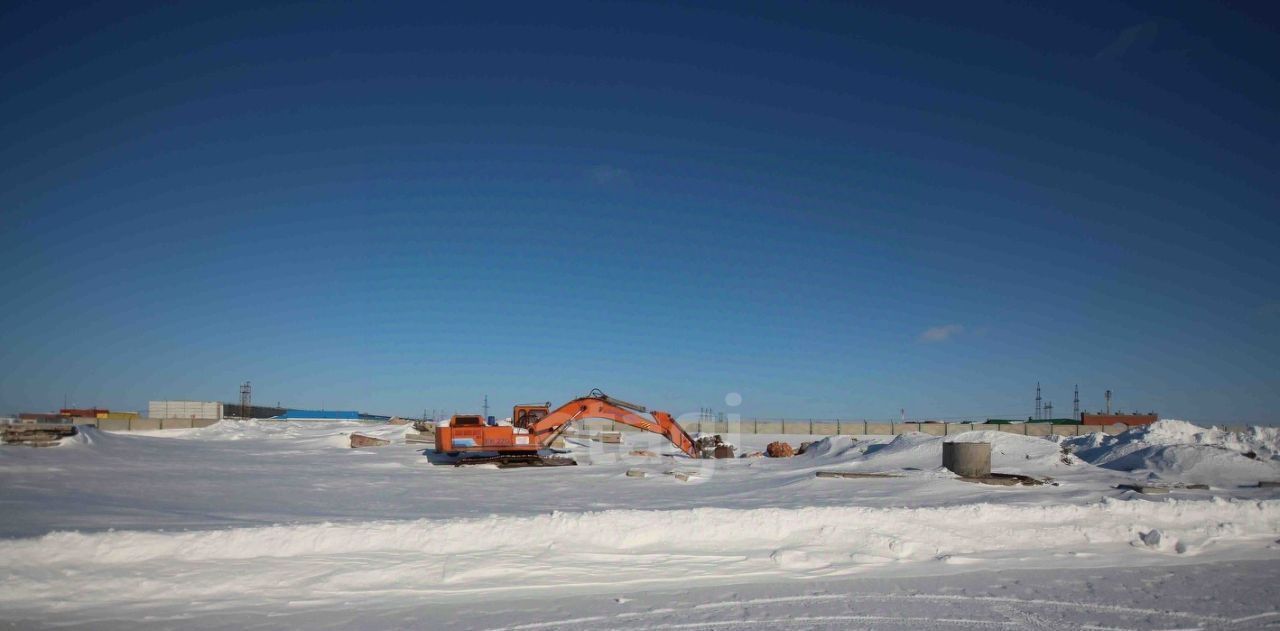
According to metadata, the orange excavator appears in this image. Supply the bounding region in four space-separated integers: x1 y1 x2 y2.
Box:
434 389 699 466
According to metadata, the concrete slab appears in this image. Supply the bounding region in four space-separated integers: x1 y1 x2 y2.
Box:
969 424 1003 433
1102 424 1128 435
130 418 162 431
815 471 902 479
191 419 219 428
837 420 866 435
999 424 1027 434
96 419 130 431
1118 483 1169 494
580 419 612 433
1025 424 1053 437
865 423 893 436
957 473 1046 486
918 423 946 436
782 420 812 434
892 423 921 435
754 420 783 434
350 433 391 448
161 418 193 430
812 423 838 436
1050 425 1080 437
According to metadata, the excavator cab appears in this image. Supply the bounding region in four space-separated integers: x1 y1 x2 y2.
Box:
512 404 550 430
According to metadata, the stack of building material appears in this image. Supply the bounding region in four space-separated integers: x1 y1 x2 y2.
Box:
350 433 391 448
2 423 77 447
406 421 436 444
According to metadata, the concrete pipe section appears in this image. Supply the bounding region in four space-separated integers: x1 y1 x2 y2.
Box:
943 442 991 478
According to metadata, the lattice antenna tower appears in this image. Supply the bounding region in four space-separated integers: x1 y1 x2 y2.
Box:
239 381 252 419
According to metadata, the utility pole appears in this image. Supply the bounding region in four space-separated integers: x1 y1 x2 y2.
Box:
483 395 490 420
1034 382 1042 420
1045 401 1054 419
1073 385 1080 420
1105 390 1112 414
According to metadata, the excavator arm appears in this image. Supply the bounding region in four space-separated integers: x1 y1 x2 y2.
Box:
523 390 700 458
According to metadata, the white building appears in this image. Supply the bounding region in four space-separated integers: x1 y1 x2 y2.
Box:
147 401 223 420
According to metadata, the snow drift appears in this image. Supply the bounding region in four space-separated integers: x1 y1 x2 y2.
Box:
1 498 1277 612
1064 420 1280 485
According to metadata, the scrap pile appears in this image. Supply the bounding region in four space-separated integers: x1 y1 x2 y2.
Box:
765 441 794 457
2 423 77 447
695 434 735 458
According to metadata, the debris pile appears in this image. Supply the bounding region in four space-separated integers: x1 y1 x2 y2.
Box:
350 433 391 448
765 441 794 458
694 434 735 458
2 423 77 447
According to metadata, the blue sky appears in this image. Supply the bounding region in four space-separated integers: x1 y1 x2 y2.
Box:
2 1 1277 423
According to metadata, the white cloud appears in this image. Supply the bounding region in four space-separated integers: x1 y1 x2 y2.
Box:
919 324 964 343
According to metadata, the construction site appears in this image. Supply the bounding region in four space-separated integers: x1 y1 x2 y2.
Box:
4 0 1279 627
2 385 1278 629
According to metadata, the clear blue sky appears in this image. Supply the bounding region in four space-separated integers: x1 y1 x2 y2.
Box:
2 1 1277 423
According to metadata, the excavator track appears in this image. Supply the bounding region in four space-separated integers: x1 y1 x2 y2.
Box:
453 454 578 469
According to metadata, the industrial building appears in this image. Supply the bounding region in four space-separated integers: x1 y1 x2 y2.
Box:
272 409 391 421
1081 412 1158 426
148 401 223 420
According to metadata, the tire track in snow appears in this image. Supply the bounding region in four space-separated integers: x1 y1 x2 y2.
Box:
481 591 1241 631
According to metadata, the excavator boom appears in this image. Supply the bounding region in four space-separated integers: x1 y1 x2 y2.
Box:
525 392 699 459
436 390 700 460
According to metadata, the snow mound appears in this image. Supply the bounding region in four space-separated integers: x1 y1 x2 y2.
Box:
141 419 413 445
60 425 116 448
1065 420 1280 485
794 431 1067 474
793 435 861 459
1 498 1275 610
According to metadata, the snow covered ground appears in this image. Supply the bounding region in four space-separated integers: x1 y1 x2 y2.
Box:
1 419 1277 629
